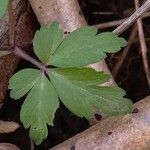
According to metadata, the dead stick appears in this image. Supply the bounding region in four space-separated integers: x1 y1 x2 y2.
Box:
114 0 150 35
95 12 150 29
112 26 137 77
135 0 150 89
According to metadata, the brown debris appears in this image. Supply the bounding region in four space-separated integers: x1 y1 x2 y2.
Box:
0 143 20 150
0 120 19 133
0 0 38 104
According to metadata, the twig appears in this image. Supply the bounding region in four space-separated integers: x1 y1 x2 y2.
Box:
114 0 150 35
111 26 137 78
135 0 150 89
112 26 137 78
13 47 48 73
95 12 150 29
96 18 127 29
92 11 115 15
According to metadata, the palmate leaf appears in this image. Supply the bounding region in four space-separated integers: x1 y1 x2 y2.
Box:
33 22 63 63
0 0 8 18
48 27 126 68
9 23 133 145
9 69 59 145
21 74 59 145
49 68 133 119
33 23 126 68
8 69 41 99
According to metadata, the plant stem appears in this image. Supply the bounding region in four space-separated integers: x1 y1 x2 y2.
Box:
14 46 49 74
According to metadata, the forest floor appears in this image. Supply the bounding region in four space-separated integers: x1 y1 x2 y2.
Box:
0 0 149 149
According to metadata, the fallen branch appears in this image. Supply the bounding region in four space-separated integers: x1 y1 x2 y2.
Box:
51 96 150 150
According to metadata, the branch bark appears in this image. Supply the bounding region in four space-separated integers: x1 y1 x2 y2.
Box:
51 96 150 150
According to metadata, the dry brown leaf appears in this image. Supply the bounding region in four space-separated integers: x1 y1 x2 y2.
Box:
0 143 20 150
0 121 19 133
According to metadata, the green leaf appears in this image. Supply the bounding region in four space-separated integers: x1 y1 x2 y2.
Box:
48 27 126 67
33 22 63 63
49 68 133 119
20 73 59 145
0 0 8 18
86 86 133 115
50 67 110 85
9 69 41 100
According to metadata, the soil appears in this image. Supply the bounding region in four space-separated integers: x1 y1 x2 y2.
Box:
0 0 149 149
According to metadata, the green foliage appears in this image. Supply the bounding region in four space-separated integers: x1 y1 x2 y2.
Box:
0 0 8 18
33 22 63 63
49 67 110 85
48 27 126 67
49 68 132 118
9 69 59 145
9 69 41 99
9 22 133 145
20 73 59 145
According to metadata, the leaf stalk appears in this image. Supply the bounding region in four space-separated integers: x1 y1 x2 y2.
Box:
13 46 49 74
